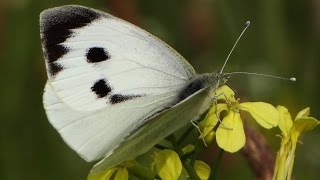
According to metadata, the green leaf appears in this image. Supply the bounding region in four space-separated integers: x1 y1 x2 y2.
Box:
276 105 293 136
153 149 182 180
216 111 245 152
194 160 211 180
240 102 279 129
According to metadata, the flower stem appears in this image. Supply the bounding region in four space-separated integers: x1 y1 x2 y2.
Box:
127 161 154 179
210 148 225 180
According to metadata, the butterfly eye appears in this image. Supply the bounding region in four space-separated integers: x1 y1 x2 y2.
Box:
91 79 112 98
86 47 111 63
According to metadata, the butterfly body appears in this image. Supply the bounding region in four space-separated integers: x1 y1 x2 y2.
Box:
40 5 221 171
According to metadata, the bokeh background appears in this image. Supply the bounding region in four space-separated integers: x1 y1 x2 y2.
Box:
0 0 319 179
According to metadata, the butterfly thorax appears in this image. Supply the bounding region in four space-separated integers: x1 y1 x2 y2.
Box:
178 73 222 101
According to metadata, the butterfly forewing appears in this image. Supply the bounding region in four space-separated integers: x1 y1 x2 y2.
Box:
40 5 200 161
40 5 195 112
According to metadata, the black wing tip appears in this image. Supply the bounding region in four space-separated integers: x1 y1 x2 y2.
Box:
40 5 106 33
39 5 110 77
39 5 108 51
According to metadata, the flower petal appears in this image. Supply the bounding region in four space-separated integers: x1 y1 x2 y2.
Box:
87 167 117 180
291 117 320 142
204 130 216 145
240 102 279 129
153 149 182 180
215 85 236 101
114 168 128 180
201 104 228 138
194 160 211 180
216 111 245 152
273 107 319 180
276 105 293 136
182 144 195 154
295 107 310 120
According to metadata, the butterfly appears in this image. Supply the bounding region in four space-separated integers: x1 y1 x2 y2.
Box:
40 5 224 172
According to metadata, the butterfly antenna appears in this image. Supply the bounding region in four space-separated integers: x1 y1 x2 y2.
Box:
224 72 296 82
220 21 251 74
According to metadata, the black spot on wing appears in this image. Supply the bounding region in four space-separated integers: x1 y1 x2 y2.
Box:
40 6 106 76
110 94 141 104
91 79 112 98
86 47 110 63
49 62 64 76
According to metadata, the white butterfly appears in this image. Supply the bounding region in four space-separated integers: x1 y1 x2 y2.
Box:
40 5 222 172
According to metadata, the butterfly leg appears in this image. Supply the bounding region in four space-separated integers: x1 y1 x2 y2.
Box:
213 92 233 130
190 120 208 147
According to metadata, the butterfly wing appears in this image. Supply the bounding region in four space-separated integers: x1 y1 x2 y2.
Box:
41 5 198 161
91 87 214 172
44 83 180 161
40 5 196 112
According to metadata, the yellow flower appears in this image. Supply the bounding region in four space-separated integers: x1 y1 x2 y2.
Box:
201 85 279 152
152 148 212 180
152 149 182 180
273 106 319 180
87 161 132 180
194 160 211 180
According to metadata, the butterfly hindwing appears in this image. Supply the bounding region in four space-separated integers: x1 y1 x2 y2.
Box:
92 87 213 172
40 5 196 112
43 83 179 161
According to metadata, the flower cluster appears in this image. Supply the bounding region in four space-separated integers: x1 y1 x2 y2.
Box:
88 162 131 180
152 149 210 180
200 85 279 152
273 106 319 180
87 85 319 180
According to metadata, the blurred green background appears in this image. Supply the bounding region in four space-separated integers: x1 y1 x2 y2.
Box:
0 0 319 179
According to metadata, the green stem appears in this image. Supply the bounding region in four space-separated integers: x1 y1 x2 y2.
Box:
154 144 171 150
127 161 154 180
191 141 204 166
210 148 225 180
181 151 194 160
168 135 201 180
